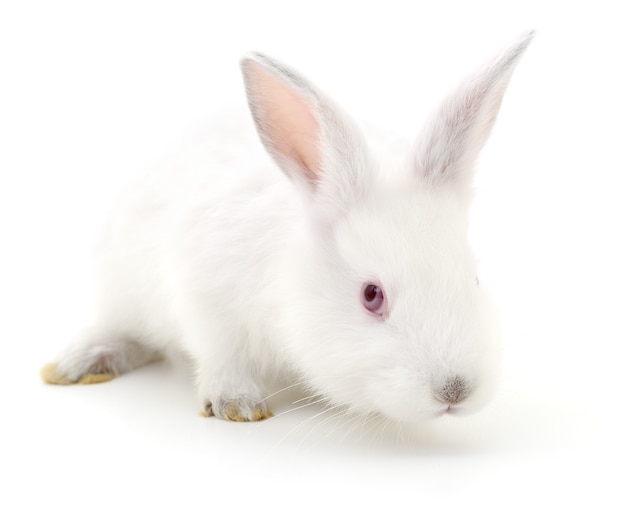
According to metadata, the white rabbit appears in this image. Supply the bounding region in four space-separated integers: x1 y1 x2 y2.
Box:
41 31 534 422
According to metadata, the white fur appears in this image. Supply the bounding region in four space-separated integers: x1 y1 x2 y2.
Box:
49 31 534 422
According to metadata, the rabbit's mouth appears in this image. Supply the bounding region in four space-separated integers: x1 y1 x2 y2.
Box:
443 405 465 416
429 403 463 418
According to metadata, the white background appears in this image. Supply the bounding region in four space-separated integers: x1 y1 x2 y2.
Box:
1 1 625 508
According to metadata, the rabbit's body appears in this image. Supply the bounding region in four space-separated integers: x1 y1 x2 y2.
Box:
95 130 288 356
42 32 534 423
49 130 298 419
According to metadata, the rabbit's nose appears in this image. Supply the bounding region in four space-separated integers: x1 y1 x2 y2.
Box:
433 376 470 405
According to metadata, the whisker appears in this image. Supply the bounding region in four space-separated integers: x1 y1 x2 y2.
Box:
295 404 348 449
273 402 344 448
265 396 328 421
375 417 392 447
341 411 373 442
343 411 379 445
291 393 322 406
324 410 358 443
258 381 305 403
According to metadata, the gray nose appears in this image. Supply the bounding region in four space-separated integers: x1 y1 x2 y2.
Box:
434 376 470 405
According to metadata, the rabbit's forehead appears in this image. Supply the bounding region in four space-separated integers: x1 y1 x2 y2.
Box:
336 194 475 286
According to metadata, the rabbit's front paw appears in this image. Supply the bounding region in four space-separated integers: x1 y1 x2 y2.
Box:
40 361 116 385
202 396 273 422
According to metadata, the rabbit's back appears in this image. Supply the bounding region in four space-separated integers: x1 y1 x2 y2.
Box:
93 120 295 350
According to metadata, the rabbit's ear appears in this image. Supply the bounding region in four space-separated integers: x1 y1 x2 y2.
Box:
413 31 534 193
241 53 370 207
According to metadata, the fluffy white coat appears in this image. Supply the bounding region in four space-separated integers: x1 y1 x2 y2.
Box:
42 31 534 422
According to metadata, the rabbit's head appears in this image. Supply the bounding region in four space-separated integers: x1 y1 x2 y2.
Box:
242 32 533 421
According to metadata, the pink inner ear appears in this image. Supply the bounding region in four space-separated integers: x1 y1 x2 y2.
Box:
246 61 322 184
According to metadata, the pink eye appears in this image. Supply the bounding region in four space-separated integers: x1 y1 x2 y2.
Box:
361 283 386 317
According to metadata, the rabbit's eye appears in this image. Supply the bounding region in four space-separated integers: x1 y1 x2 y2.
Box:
361 283 386 317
